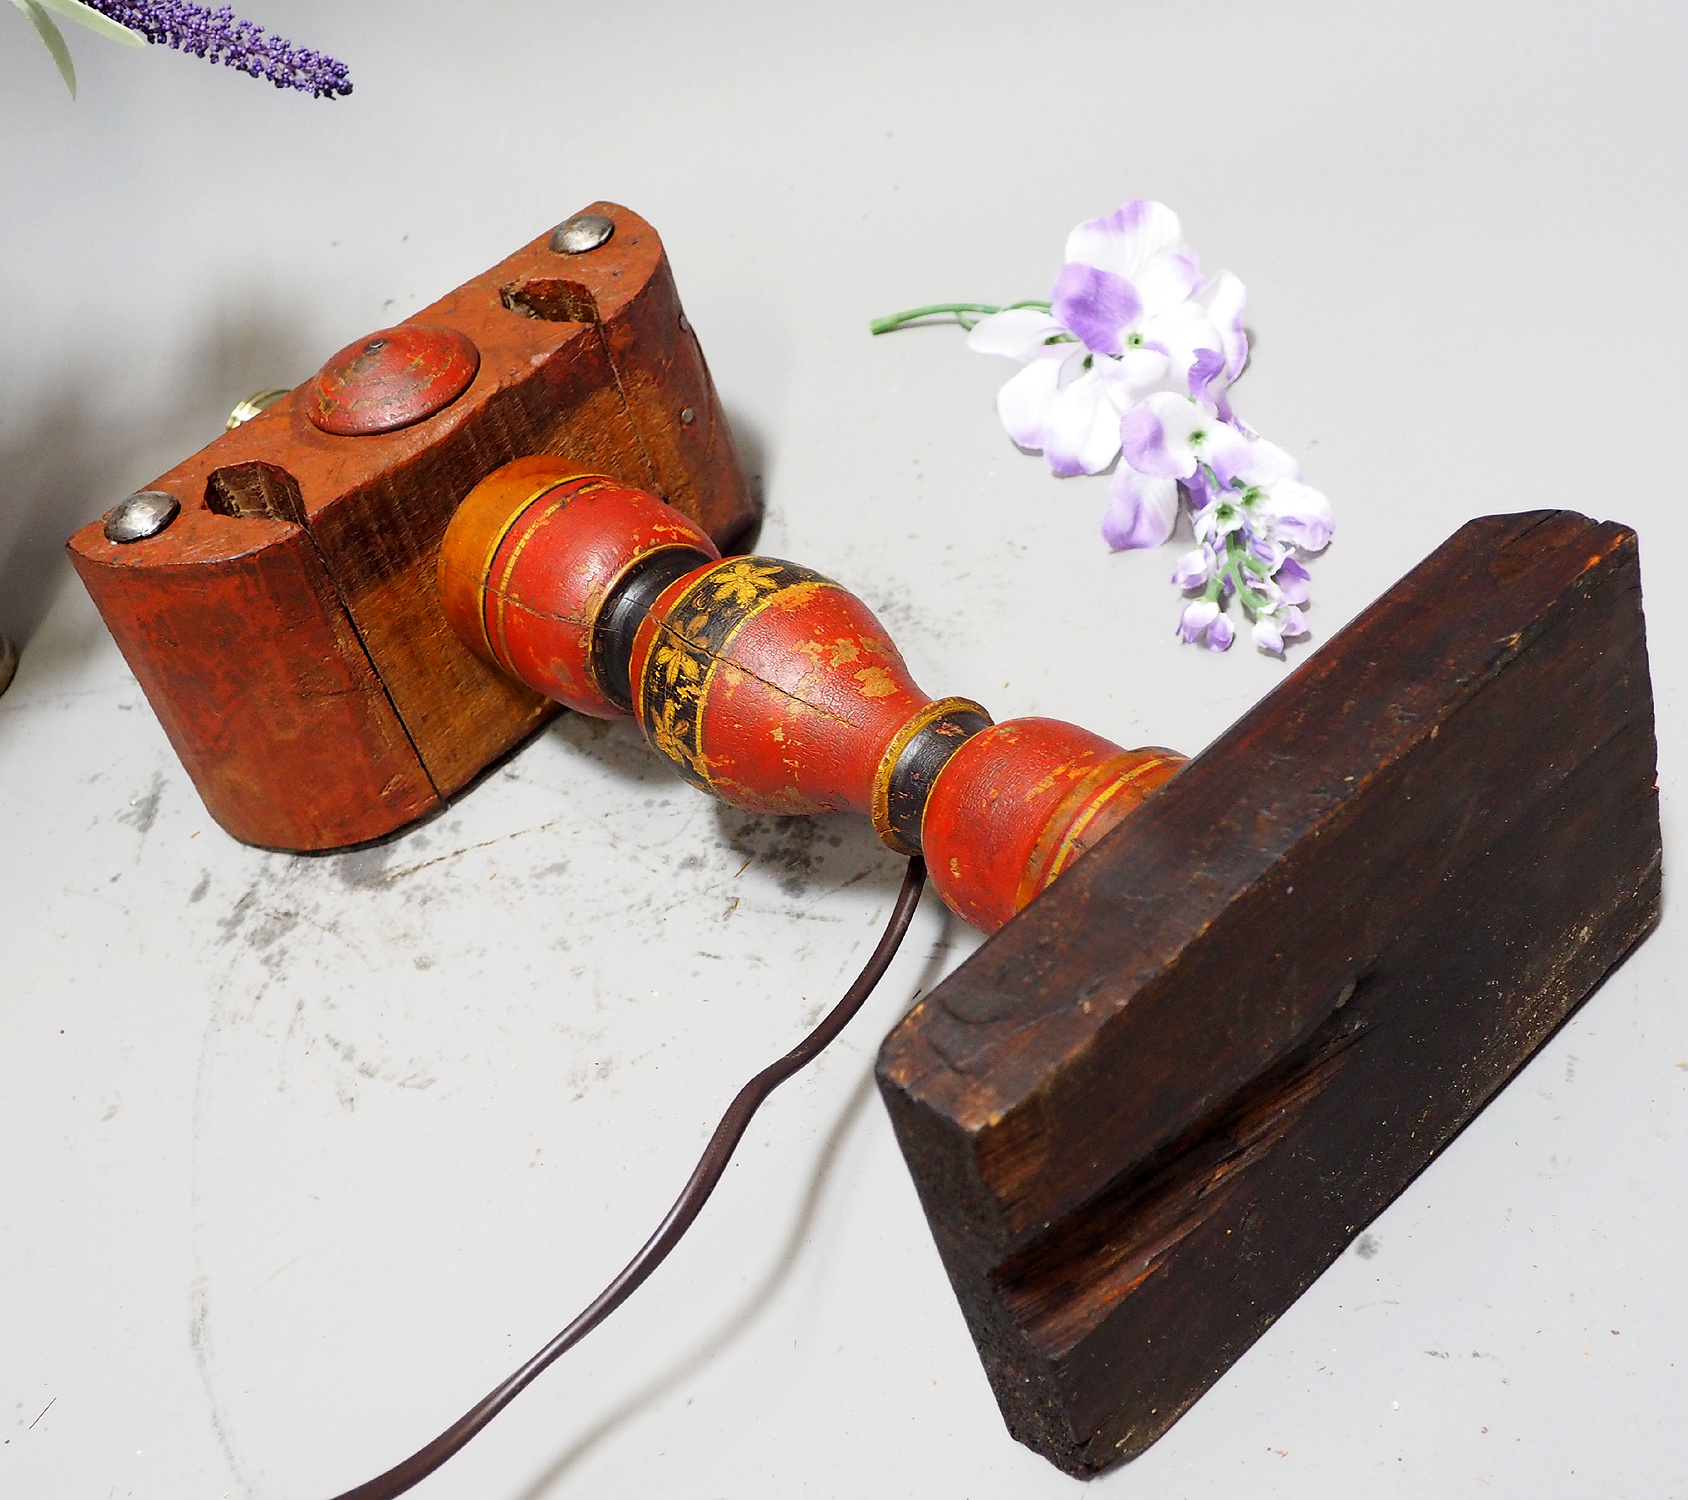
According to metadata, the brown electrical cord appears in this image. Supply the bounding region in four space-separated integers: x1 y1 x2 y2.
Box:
326 856 927 1500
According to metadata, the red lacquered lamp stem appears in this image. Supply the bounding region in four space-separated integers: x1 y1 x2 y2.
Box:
438 458 1185 931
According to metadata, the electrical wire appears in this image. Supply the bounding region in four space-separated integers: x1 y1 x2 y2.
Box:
325 856 927 1500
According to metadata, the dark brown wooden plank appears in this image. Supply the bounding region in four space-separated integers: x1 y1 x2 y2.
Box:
877 510 1660 1473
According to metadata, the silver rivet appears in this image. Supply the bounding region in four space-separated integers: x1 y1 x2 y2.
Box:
680 407 696 424
225 387 291 431
549 213 615 255
104 490 180 544
679 313 691 331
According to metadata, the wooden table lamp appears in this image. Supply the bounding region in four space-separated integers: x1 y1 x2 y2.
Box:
64 206 1660 1479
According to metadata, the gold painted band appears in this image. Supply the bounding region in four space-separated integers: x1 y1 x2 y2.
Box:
486 474 618 671
1016 749 1184 914
455 469 614 665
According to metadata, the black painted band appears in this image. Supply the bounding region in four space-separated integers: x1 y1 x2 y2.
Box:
593 547 714 712
887 707 993 851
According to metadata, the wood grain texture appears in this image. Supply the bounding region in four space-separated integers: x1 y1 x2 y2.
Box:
67 510 436 849
877 510 1660 1475
65 204 758 850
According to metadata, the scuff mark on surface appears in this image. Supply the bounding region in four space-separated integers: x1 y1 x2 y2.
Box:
117 769 166 838
379 820 558 885
188 1273 250 1491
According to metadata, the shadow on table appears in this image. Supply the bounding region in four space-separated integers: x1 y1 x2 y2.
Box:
0 298 317 652
509 904 960 1500
0 378 139 650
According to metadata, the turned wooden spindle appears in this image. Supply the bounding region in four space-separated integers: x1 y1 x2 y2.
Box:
438 458 1185 931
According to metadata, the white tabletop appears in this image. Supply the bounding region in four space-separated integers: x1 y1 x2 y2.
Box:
3 3 1684 1497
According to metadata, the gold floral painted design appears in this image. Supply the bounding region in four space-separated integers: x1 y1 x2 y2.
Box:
638 558 832 798
653 639 704 693
648 699 705 780
710 560 785 608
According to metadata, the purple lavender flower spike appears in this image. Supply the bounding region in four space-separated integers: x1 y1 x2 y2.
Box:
83 0 352 96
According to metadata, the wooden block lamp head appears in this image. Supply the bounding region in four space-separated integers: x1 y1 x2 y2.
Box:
64 205 762 852
438 459 1185 931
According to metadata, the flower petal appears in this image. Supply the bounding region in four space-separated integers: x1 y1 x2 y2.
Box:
1103 469 1180 549
1132 248 1203 317
1186 347 1226 405
1041 365 1126 475
1206 613 1235 651
1136 299 1220 393
1251 615 1285 654
967 307 1070 361
1213 433 1301 489
1065 200 1184 280
1116 343 1173 398
1194 270 1249 382
1263 480 1334 552
995 357 1064 450
1170 544 1214 589
1177 598 1219 642
1119 392 1226 478
1272 554 1312 604
1051 264 1140 357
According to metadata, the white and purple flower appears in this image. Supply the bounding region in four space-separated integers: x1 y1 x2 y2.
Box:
871 198 1332 657
957 201 1246 479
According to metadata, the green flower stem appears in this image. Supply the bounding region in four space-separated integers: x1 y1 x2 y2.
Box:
869 299 1051 336
1220 533 1271 613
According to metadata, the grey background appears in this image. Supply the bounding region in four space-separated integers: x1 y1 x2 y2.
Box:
2 2 1683 1496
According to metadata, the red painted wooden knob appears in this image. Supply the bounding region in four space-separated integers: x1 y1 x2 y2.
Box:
921 719 1181 931
438 457 718 719
437 459 1186 931
309 323 480 436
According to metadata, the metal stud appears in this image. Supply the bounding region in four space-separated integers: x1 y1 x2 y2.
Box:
680 407 696 425
103 490 180 544
549 212 615 255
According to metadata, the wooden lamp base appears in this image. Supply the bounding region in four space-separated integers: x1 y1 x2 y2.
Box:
877 510 1660 1474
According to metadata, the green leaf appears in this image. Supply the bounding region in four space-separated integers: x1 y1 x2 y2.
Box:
33 0 143 46
12 0 77 96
